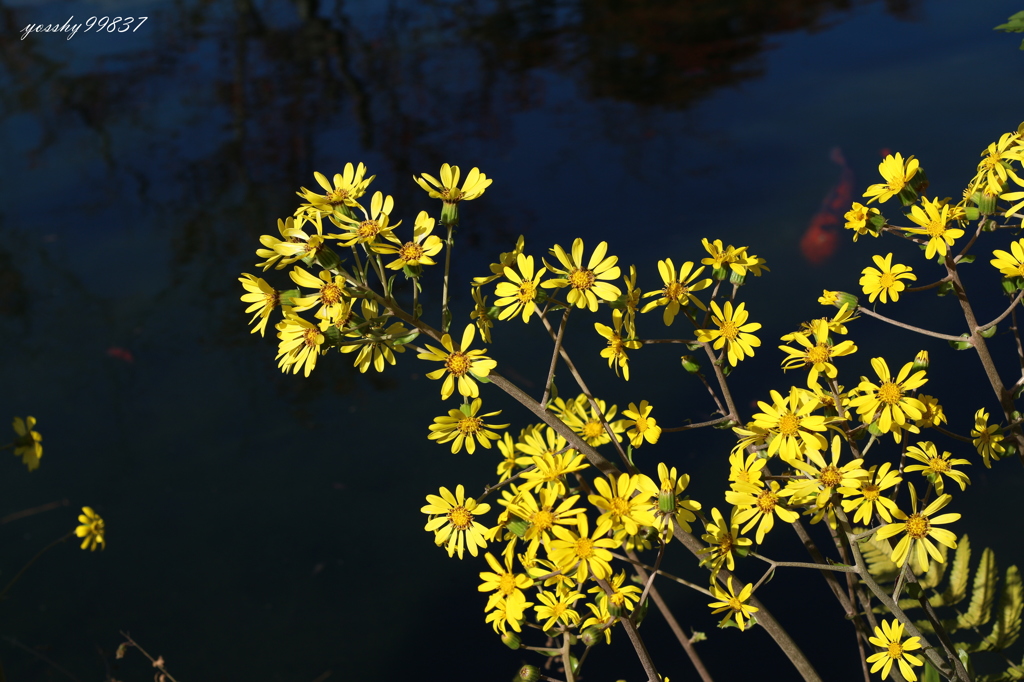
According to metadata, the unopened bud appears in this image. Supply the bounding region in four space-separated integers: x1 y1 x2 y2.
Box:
506 519 529 538
711 266 729 281
972 191 998 215
833 291 859 309
658 488 676 514
681 355 701 373
516 665 541 682
441 202 459 227
316 246 341 271
911 350 929 373
580 626 604 647
501 631 521 650
729 270 746 286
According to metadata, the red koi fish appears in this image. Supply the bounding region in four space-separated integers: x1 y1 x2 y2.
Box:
800 147 853 266
106 347 135 363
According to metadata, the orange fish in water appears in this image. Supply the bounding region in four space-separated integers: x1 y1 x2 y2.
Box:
800 147 853 266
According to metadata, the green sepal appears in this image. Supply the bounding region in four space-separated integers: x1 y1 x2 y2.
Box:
279 288 300 307
322 324 344 347
402 263 422 280
910 168 930 195
501 631 521 650
965 206 980 221
898 185 920 207
471 372 492 384
626 444 636 468
868 212 887 230
316 246 342 271
690 631 707 644
506 519 529 538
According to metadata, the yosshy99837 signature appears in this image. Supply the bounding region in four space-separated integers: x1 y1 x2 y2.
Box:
20 16 148 41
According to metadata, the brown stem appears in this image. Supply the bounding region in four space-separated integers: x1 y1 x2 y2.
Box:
856 306 970 343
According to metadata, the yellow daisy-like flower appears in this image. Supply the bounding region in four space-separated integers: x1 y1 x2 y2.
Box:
778 315 858 389
414 163 493 203
640 259 711 324
971 408 1007 468
866 619 924 681
751 388 829 463
819 290 841 306
695 300 762 366
700 239 767 278
496 433 532 482
534 589 584 631
275 314 325 378
839 462 901 525
330 191 401 248
12 416 43 472
515 423 568 458
990 238 1024 279
337 302 410 374
549 515 620 583
588 473 657 536
913 394 946 430
863 153 919 204
75 506 105 551
421 484 491 559
874 484 960 571
479 551 534 612
618 265 642 340
904 441 970 494
844 202 882 241
848 357 927 436
595 315 642 381
587 570 643 617
494 253 547 323
256 216 317 271
239 273 282 337
581 599 615 644
295 164 375 215
508 488 585 559
726 479 799 545
485 592 532 635
976 132 1024 195
418 324 498 401
783 435 867 509
474 236 525 286
289 266 350 323
469 286 494 344
428 399 509 455
374 210 444 270
542 239 622 312
519 451 590 496
698 507 752 575
622 400 661 447
727 449 767 491
559 395 627 448
904 198 964 259
859 253 916 304
708 576 759 631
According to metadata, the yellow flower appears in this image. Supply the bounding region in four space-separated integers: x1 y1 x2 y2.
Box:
12 416 42 472
479 551 534 612
255 216 318 271
844 202 882 240
904 441 970 494
874 484 959 571
640 259 711 324
494 253 547 323
904 198 964 259
707 576 759 630
698 507 752 575
289 266 350 323
695 300 762 366
778 315 857 389
515 423 568 458
474 236 525 286
374 210 444 270
866 619 924 681
519 451 589 496
239 274 282 337
421 484 491 559
485 592 532 635
971 408 1006 468
588 473 657 536
751 388 829 463
618 265 642 340
782 435 867 509
414 163 493 203
819 290 841 306
976 132 1024 195
728 449 767 491
295 164 374 215
549 515 620 583
469 286 494 344
542 239 622 312
587 570 643 617
534 589 584 631
700 239 767 278
726 479 799 545
990 238 1024 279
839 462 901 525
75 507 105 551
595 315 641 381
418 324 498 400
496 433 532 482
848 357 927 437
641 462 701 538
863 153 919 204
275 314 325 378
508 488 585 559
428 399 509 454
559 395 627 447
859 253 916 304
330 191 401 248
337 301 411 374
622 401 661 447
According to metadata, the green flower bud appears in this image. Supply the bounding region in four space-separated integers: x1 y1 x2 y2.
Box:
580 626 604 647
729 270 746 286
833 291 859 309
441 202 459 227
711 266 729 281
501 631 521 650
506 519 530 538
972 191 998 215
658 488 676 514
681 355 701 374
516 665 541 682
911 350 929 373
316 246 341 271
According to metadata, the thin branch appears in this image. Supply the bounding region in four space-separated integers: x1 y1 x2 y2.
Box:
1 635 81 682
662 416 732 433
540 309 570 408
0 499 68 525
978 288 1024 332
0 531 73 602
856 306 970 343
749 552 857 573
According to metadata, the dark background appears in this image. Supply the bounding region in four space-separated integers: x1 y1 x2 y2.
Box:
2 0 1024 680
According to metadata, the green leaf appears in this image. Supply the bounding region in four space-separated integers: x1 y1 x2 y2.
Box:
937 281 956 297
959 547 999 629
921 661 941 682
979 565 1023 651
995 11 1024 32
981 324 998 338
941 535 972 607
858 529 900 584
959 254 976 264
390 329 420 346
949 334 974 350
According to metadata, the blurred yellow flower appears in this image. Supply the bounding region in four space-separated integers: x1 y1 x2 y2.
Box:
75 507 105 551
12 416 42 472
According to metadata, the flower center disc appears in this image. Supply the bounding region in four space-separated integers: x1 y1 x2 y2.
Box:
755 489 778 513
457 416 482 435
664 281 685 300
575 537 595 558
806 344 831 364
819 465 843 488
531 510 555 531
719 320 739 340
399 242 424 261
517 280 537 302
905 513 930 539
446 351 471 376
448 506 473 530
777 413 802 437
877 381 903 405
568 268 596 290
928 457 951 473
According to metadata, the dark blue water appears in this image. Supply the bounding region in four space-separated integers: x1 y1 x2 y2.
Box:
2 0 1024 680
